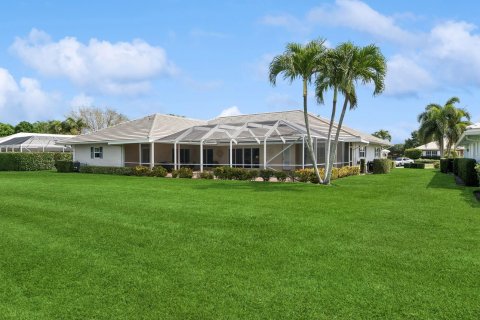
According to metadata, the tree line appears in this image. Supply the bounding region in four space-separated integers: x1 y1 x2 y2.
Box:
0 107 129 137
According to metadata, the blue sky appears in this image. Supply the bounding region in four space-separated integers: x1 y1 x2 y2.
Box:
0 0 479 143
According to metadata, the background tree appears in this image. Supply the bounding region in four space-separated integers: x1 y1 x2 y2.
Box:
418 97 470 158
14 121 34 133
61 117 86 135
372 129 392 141
69 107 129 133
404 130 420 149
318 43 386 184
269 39 327 184
32 121 50 133
0 123 15 137
389 143 405 158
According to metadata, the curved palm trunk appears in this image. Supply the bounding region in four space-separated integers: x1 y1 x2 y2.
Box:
303 79 323 184
324 87 338 185
325 97 348 184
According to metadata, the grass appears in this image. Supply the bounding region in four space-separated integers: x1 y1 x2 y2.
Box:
0 169 479 319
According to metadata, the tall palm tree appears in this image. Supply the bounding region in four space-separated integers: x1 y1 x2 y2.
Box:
372 129 392 141
269 39 327 183
317 43 386 184
418 97 471 157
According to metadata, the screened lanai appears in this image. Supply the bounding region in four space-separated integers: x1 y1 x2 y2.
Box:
156 120 353 172
0 133 74 153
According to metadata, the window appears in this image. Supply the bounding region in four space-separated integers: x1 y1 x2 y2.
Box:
231 147 260 168
375 147 381 158
203 149 213 165
90 146 103 159
171 148 191 164
425 150 437 157
359 146 366 158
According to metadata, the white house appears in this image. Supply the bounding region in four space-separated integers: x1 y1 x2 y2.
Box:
456 123 480 161
415 141 464 158
59 110 391 171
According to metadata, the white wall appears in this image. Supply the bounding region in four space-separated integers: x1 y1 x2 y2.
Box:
351 143 384 164
74 144 123 167
465 141 480 161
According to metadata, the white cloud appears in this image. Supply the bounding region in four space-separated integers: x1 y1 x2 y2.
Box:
260 14 309 34
0 67 59 122
384 55 435 96
70 93 94 107
11 29 176 95
218 106 242 117
307 0 418 45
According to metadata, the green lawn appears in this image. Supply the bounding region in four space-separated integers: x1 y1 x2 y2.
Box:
0 169 478 319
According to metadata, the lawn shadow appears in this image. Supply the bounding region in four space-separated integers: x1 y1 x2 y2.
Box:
427 171 480 208
191 180 310 193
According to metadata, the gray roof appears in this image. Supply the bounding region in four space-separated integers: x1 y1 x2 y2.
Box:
208 110 391 145
61 114 206 144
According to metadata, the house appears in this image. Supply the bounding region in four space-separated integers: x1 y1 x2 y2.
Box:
456 123 480 161
0 132 75 153
415 141 464 158
60 110 391 171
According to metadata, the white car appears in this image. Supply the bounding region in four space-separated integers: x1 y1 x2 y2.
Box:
395 157 414 167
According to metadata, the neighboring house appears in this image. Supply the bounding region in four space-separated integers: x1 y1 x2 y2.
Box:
60 110 391 171
415 141 464 158
456 123 480 161
0 133 75 153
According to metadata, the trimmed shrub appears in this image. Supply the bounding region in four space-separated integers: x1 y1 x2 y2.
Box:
133 165 150 176
55 160 74 173
404 163 426 169
149 166 167 177
274 171 288 182
453 158 460 176
0 152 72 171
259 169 275 182
199 171 214 179
294 166 359 183
79 165 133 175
440 159 449 173
456 158 478 187
476 164 480 183
404 148 422 160
295 169 313 182
172 167 193 178
422 155 441 160
359 159 366 174
372 159 392 174
247 170 258 181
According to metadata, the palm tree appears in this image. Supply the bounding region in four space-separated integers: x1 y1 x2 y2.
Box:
317 43 386 184
372 129 392 141
418 97 471 157
269 39 327 183
61 117 87 135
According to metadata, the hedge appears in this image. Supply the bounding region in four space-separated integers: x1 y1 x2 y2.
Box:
456 158 478 187
172 167 193 178
294 166 360 183
404 163 426 169
404 148 422 160
79 165 133 175
54 160 74 173
453 158 460 176
476 164 480 184
372 159 392 174
0 152 72 171
213 166 257 181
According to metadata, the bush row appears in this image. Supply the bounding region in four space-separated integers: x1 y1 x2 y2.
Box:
0 152 72 171
404 163 426 169
79 165 134 175
440 158 454 173
54 160 75 172
456 158 478 187
294 166 360 183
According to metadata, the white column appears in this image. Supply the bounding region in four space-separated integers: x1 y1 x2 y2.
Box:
20 145 23 153
302 135 305 169
229 140 233 168
174 142 177 170
138 144 142 165
150 142 155 169
200 140 204 172
263 138 267 169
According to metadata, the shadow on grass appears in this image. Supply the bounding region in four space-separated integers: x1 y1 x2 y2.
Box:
191 180 314 193
427 171 480 208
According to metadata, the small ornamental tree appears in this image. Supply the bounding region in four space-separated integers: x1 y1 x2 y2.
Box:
404 148 422 159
